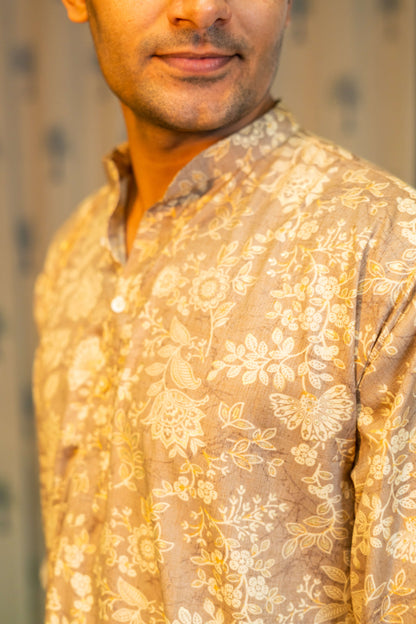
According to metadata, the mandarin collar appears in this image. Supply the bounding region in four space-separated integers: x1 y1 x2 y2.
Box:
102 103 299 210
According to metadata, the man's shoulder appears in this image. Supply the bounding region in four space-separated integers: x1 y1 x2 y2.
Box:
293 125 415 198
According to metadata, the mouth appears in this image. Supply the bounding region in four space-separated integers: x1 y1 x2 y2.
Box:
154 50 240 75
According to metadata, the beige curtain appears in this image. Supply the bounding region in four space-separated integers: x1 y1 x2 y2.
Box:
0 0 414 621
277 0 416 183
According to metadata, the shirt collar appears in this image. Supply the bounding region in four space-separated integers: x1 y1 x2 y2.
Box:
103 103 300 211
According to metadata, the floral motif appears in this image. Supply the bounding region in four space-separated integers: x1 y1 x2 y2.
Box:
127 524 158 575
197 480 218 505
387 518 416 563
329 303 350 327
152 265 183 298
68 336 106 391
315 275 341 300
229 549 253 575
299 306 323 332
291 442 318 466
270 385 354 442
143 389 206 456
189 267 230 312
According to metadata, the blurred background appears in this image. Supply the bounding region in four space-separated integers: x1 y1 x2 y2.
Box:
0 0 415 621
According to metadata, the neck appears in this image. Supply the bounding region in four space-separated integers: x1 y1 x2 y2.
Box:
121 97 275 254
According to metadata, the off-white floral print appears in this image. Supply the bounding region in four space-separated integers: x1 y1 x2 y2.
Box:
34 105 416 624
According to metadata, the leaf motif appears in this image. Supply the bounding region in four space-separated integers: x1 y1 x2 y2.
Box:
309 359 326 371
272 328 283 346
397 484 410 497
323 585 344 601
232 455 253 471
207 369 219 381
227 365 241 378
391 569 406 591
232 453 262 471
237 261 253 278
320 373 334 382
262 428 277 440
309 372 322 389
113 608 138 622
151 502 170 514
286 522 306 536
281 364 295 382
119 464 131 482
365 575 382 600
231 420 255 430
217 241 239 265
317 534 333 554
314 603 350 624
245 333 258 351
273 371 285 391
383 604 409 623
170 316 191 346
332 528 349 540
230 402 244 421
304 515 330 528
373 281 392 295
300 534 316 550
282 537 298 559
216 302 235 318
170 355 201 390
177 607 192 624
146 362 166 376
325 329 340 341
203 599 216 618
158 344 177 358
322 566 348 585
147 380 164 397
242 370 258 385
319 471 333 481
232 439 251 454
213 316 231 329
247 604 262 615
255 439 275 450
358 278 372 294
388 261 409 274
281 337 294 355
233 279 248 295
117 577 148 609
259 369 269 385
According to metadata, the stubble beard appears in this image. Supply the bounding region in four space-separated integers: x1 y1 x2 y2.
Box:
101 25 284 135
120 78 261 135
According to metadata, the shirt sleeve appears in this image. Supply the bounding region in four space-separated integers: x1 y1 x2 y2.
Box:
352 265 416 620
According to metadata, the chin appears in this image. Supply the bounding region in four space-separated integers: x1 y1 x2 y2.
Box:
125 88 257 135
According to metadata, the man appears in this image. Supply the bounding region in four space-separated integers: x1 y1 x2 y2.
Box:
33 0 416 622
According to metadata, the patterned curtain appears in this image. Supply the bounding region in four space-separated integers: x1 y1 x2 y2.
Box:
0 0 414 621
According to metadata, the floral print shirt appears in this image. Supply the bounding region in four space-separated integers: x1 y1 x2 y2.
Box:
34 104 416 623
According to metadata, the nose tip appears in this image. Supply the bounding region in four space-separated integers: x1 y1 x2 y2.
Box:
168 0 232 30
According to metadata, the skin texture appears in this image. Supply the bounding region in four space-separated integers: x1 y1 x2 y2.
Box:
61 0 292 251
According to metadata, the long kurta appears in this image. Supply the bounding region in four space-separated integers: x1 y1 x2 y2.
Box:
34 105 416 623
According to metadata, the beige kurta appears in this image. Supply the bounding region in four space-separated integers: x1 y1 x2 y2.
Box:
34 105 416 623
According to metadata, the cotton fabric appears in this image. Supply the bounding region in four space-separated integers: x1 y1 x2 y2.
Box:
34 105 416 623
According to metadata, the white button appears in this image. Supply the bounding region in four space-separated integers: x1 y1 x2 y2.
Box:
111 296 126 314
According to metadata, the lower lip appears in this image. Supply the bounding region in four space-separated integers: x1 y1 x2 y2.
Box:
156 55 235 75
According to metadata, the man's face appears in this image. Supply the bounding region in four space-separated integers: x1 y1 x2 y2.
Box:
75 0 291 134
